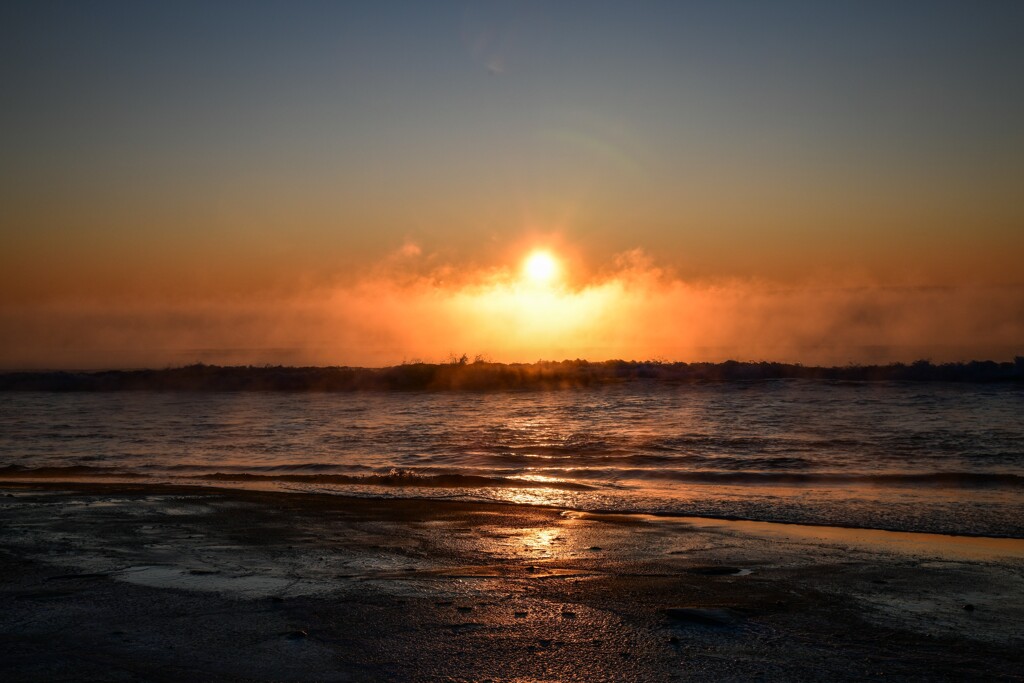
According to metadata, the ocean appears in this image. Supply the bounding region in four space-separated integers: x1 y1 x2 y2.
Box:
2 381 1022 537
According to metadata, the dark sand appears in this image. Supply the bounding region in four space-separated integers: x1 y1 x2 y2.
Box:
1 483 1022 681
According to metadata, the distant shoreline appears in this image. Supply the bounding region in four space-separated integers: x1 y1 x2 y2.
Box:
1 358 1022 391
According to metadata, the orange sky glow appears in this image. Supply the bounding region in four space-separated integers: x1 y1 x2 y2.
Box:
1 3 1021 369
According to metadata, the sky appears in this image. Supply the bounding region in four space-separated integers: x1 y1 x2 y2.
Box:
1 1 1022 368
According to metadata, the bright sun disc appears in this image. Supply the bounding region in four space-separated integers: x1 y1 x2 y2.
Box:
523 251 558 284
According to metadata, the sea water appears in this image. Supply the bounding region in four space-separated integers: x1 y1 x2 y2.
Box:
2 381 1022 537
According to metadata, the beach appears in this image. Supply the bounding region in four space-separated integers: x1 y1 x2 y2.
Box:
6 1 1024 679
2 482 1022 682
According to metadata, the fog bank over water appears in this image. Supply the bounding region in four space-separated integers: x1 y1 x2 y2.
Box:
1 253 1021 369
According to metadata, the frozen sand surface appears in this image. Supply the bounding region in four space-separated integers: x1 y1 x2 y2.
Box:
1 483 1022 681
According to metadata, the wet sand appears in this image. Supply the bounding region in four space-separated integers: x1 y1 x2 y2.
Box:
1 482 1022 681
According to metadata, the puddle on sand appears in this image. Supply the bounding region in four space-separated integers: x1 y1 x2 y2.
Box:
117 565 297 596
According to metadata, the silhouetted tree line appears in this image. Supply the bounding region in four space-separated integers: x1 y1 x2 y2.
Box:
0 358 1021 392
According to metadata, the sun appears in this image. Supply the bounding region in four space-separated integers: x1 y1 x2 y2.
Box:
522 250 559 285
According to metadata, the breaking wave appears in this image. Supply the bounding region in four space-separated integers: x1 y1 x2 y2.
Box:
1 464 1019 490
195 469 597 491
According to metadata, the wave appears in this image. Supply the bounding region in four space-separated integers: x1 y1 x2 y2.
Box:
618 469 1024 488
0 464 593 491
194 470 597 491
0 464 147 478
153 462 368 473
1 463 1018 490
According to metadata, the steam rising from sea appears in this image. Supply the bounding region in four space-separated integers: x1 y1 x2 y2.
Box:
1 248 1022 369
